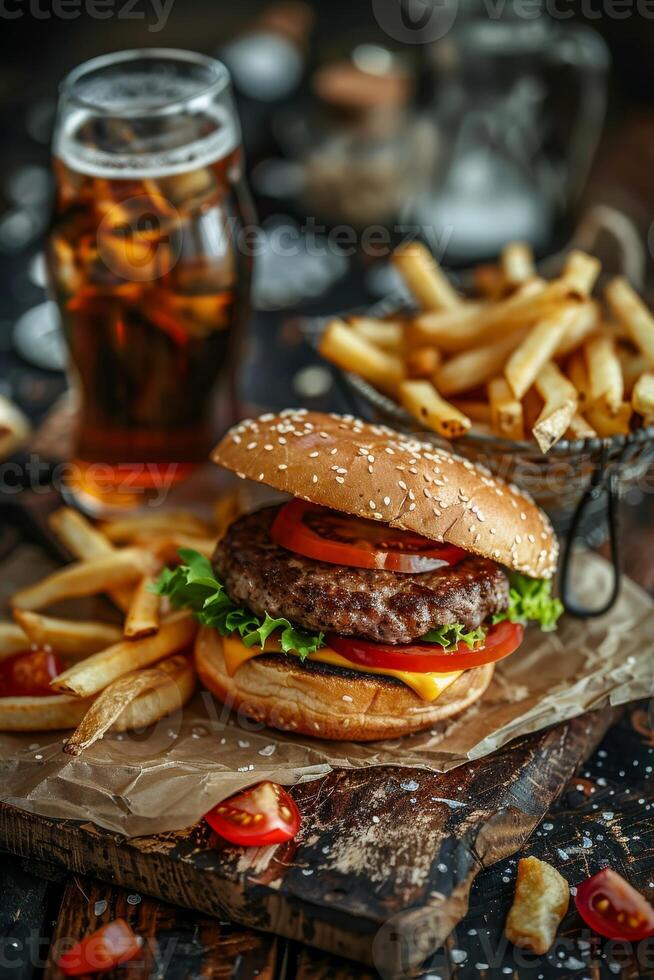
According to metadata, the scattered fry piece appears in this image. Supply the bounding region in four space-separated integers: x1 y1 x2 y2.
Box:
566 413 597 440
63 654 195 755
12 611 122 659
12 548 154 612
392 241 461 311
51 611 196 698
505 856 570 955
124 573 161 639
0 693 94 731
102 511 214 544
399 380 471 439
49 508 132 611
319 320 404 396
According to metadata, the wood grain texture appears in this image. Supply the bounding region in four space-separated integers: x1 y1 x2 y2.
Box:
0 707 615 973
43 878 279 980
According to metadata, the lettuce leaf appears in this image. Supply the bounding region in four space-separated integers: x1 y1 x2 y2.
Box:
493 573 563 632
421 623 486 652
152 549 325 660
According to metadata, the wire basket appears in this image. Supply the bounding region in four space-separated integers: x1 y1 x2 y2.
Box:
306 207 654 617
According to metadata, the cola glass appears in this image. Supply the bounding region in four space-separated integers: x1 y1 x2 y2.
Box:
48 50 254 512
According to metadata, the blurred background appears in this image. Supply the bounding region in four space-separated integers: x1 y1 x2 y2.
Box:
0 0 652 438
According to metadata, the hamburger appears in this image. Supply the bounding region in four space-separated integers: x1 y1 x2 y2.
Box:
155 410 562 741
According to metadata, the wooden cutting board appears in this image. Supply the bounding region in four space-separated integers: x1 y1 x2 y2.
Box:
0 708 615 975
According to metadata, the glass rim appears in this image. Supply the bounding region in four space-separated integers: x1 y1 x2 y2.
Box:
59 48 232 117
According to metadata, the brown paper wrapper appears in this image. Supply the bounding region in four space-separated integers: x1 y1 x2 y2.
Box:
0 551 652 837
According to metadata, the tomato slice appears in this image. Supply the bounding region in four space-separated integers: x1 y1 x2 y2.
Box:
0 649 65 697
271 499 465 573
575 869 654 941
326 621 524 673
205 781 301 847
57 919 142 976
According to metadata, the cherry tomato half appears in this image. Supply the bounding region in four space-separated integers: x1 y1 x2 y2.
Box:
327 621 524 673
271 499 466 574
0 648 64 697
575 869 654 941
205 781 301 847
57 919 142 976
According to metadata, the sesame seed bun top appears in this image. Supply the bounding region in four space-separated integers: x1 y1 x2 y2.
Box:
212 410 558 579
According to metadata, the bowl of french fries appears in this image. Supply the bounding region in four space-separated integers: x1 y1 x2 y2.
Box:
0 503 238 750
318 241 654 526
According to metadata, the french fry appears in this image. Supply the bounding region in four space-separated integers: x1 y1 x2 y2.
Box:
618 347 650 396
349 317 404 353
392 242 461 311
505 857 569 955
501 242 535 288
562 249 601 297
566 350 590 405
63 654 195 755
12 548 153 612
632 372 654 418
472 263 506 301
450 400 493 424
124 573 161 640
0 622 29 660
12 610 122 659
553 301 599 358
585 401 632 438
145 534 216 564
407 303 486 352
585 335 623 414
606 277 654 366
566 413 597 440
436 328 529 397
405 346 441 379
214 493 241 541
51 611 196 698
488 377 525 441
533 362 578 453
49 508 132 611
102 511 214 544
319 320 404 396
505 304 582 400
521 387 544 434
0 693 94 731
399 380 471 438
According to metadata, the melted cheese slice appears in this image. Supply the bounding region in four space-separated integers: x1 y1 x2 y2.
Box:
222 635 463 702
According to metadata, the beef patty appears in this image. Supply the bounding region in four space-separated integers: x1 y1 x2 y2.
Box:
213 506 509 644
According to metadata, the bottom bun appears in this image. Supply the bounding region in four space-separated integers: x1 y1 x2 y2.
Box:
195 628 495 741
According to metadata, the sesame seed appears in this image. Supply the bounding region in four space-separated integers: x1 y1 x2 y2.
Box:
369 500 376 509
309 451 319 458
409 503 416 511
246 442 257 450
384 496 391 506
336 477 345 484
264 444 273 451
278 464 287 471
312 474 318 483
398 480 407 491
